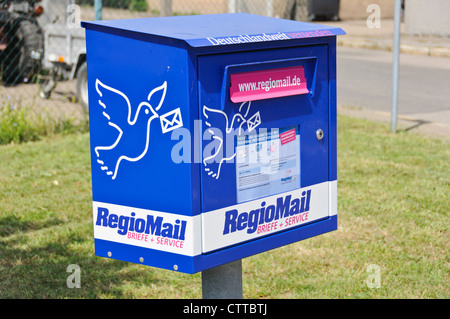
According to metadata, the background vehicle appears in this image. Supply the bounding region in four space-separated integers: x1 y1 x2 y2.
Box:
38 22 87 110
0 0 44 85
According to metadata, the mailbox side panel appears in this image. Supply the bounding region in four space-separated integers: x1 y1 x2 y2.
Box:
85 28 199 215
85 28 202 273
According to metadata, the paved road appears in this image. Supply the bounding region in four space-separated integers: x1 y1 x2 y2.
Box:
337 46 450 138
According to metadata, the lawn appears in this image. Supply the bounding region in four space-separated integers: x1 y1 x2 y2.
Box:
0 114 448 298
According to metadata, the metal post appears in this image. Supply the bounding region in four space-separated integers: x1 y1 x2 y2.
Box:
391 0 402 133
266 0 273 17
160 0 172 17
94 0 102 20
202 259 243 299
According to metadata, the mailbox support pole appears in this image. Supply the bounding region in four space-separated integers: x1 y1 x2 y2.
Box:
202 259 243 299
94 0 102 20
391 0 401 133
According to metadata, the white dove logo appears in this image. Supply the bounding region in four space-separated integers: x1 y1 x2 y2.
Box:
203 101 261 179
94 79 183 180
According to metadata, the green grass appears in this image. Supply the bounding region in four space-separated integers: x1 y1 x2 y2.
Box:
0 115 448 298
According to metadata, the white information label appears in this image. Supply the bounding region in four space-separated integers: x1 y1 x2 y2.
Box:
202 181 333 253
93 201 201 256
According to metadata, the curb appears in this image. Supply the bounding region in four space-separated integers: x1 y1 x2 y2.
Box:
337 38 450 58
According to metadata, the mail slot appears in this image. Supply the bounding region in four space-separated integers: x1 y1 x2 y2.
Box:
82 13 345 274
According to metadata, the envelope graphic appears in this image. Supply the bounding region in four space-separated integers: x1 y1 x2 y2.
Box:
247 111 261 132
160 108 183 134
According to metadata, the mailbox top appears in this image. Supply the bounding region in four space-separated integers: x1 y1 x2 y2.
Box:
82 12 345 48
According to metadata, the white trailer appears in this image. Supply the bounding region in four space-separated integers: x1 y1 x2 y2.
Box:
38 0 87 109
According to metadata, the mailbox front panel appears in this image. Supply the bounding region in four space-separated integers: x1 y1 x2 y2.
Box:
198 44 336 254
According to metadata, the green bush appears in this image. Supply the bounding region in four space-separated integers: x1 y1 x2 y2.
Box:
0 102 88 145
0 103 39 144
75 0 148 11
129 0 148 12
76 0 129 9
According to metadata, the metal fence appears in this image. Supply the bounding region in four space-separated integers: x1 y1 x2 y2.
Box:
0 0 332 120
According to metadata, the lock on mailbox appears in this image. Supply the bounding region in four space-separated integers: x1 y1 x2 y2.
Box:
82 13 345 274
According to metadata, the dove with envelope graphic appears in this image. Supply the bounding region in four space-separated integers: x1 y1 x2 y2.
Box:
94 79 184 180
246 111 261 132
160 108 183 134
202 101 262 180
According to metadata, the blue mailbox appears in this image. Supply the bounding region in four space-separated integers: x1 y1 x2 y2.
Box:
82 13 345 274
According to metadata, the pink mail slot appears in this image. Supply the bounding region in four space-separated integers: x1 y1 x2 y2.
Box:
230 66 309 103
